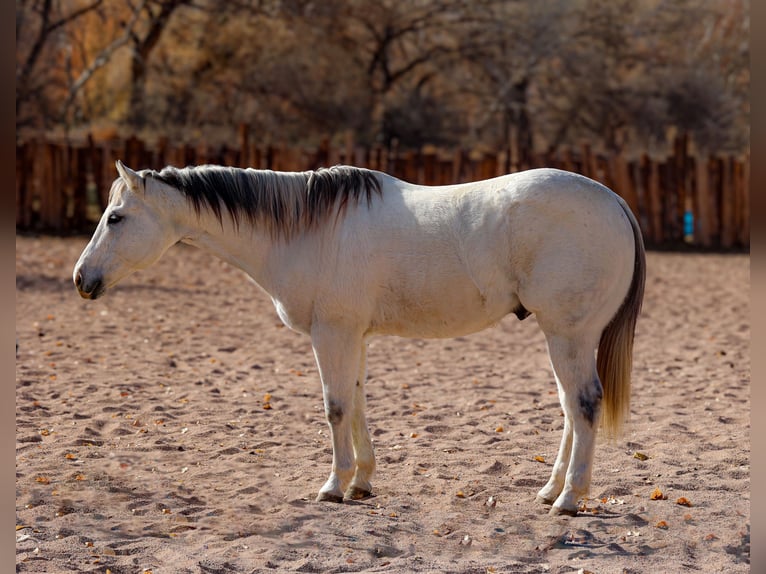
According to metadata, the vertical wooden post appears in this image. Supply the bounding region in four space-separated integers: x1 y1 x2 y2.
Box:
693 154 713 247
238 124 249 167
251 145 262 169
43 143 64 232
561 148 575 173
580 142 597 179
422 145 437 185
496 150 507 176
344 131 355 166
508 124 519 172
328 138 341 167
404 150 419 183
484 152 498 180
315 138 330 168
354 145 367 170
710 157 723 244
124 135 145 169
16 143 28 228
641 154 662 245
671 131 689 243
87 134 105 212
452 148 463 183
369 145 381 172
387 138 399 179
720 156 736 248
609 152 639 217
72 146 89 231
739 155 750 247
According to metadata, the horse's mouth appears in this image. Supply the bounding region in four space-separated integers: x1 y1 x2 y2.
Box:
83 287 105 299
76 278 106 300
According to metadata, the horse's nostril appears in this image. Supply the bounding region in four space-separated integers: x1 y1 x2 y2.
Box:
74 271 82 289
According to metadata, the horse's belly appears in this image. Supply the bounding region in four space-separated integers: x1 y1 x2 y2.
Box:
368 283 515 338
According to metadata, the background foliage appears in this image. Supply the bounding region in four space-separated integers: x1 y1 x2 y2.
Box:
16 0 749 153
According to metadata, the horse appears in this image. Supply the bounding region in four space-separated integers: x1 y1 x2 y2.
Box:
73 160 645 516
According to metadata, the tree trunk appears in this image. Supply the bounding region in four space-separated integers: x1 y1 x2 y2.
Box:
126 0 188 128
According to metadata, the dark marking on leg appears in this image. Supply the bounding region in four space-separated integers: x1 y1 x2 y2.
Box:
578 379 603 426
513 303 531 321
326 400 344 425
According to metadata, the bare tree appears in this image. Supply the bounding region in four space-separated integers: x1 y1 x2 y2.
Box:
300 0 476 144
16 0 748 153
16 0 104 132
125 0 190 128
456 0 574 156
59 1 148 126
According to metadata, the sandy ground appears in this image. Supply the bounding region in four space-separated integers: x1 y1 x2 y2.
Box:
16 234 749 573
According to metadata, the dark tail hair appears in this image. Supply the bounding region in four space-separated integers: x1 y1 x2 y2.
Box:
597 200 646 437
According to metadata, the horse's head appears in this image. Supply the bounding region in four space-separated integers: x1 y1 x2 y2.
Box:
73 160 181 299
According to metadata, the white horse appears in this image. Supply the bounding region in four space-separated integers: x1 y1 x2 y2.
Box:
73 160 644 515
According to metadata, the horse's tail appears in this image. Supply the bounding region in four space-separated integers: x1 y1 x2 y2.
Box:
597 199 646 438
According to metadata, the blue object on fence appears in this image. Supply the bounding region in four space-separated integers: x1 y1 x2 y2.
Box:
684 209 694 243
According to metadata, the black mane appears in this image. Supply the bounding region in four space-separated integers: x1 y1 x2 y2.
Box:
149 165 382 237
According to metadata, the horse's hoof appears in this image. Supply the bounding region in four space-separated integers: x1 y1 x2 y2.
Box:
535 495 555 506
316 491 344 503
548 505 578 517
345 486 372 500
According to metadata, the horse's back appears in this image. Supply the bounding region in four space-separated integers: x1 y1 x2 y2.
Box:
347 168 636 339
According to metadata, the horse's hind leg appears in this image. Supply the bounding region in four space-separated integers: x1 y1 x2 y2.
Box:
346 341 376 500
311 323 363 502
539 333 602 516
536 406 573 505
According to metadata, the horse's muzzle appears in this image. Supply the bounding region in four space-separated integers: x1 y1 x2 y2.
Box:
74 269 105 300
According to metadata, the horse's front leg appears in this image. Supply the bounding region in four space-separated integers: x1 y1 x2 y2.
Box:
311 323 363 502
346 341 376 500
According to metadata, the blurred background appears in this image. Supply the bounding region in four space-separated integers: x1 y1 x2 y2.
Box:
16 0 750 248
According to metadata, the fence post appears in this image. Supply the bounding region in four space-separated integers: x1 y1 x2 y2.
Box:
609 152 639 218
719 156 736 249
451 148 463 183
422 145 437 185
641 154 662 245
72 146 89 231
739 155 750 247
580 142 597 180
238 124 249 167
42 143 65 232
693 154 713 247
124 135 145 168
344 131 355 166
16 143 29 228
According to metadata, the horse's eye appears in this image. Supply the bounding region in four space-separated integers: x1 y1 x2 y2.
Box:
107 213 123 225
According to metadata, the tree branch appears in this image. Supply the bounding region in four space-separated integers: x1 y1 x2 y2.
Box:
58 0 148 122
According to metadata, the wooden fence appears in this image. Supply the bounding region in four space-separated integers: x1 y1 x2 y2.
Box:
16 129 749 249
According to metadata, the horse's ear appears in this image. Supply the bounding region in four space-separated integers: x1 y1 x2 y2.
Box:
115 160 143 192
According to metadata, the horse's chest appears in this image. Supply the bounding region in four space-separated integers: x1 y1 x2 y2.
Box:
272 299 312 335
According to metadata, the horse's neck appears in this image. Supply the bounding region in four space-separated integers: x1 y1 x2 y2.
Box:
179 210 273 285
